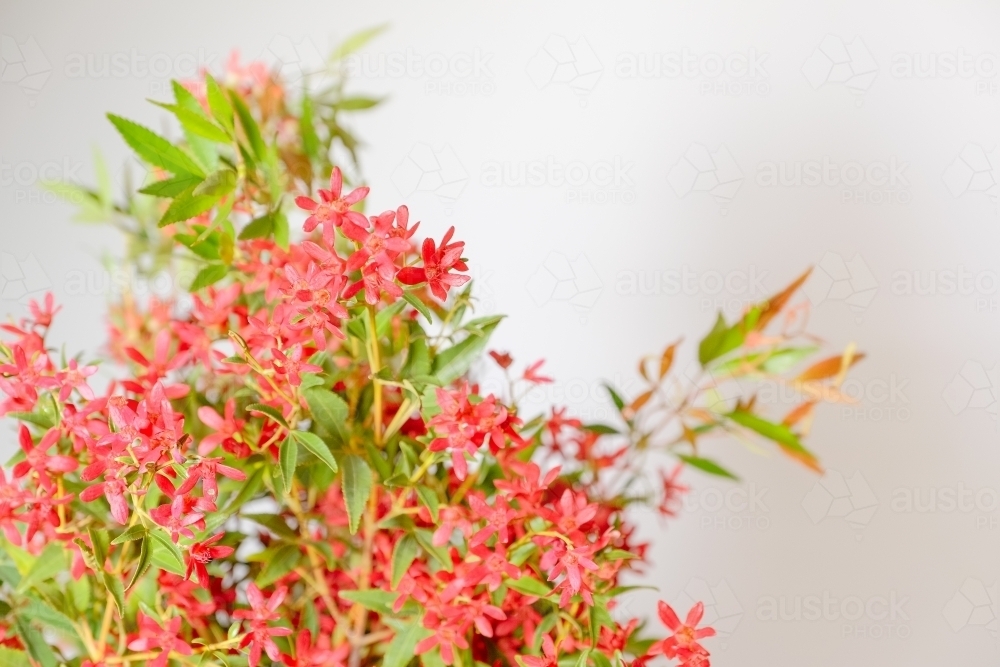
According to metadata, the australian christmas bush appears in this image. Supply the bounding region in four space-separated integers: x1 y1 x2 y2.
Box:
0 29 863 667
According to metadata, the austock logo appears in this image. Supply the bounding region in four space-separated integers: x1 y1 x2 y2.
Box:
259 35 327 86
756 590 911 640
391 143 469 212
802 252 879 323
343 45 495 97
755 156 911 205
614 47 770 97
802 35 878 105
943 361 999 422
525 252 603 324
681 482 770 531
943 143 1000 209
667 143 743 213
676 579 744 647
0 34 51 103
944 578 998 635
801 469 879 537
526 35 603 104
0 252 51 303
479 156 636 205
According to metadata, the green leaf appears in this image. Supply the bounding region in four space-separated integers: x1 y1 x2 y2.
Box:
245 514 298 540
190 263 228 291
21 597 77 636
18 543 66 592
107 113 205 177
205 465 264 532
507 576 552 598
126 535 151 591
331 24 388 61
89 527 109 569
421 647 447 667
258 544 302 588
289 431 339 474
416 486 440 523
303 388 349 443
15 617 57 667
602 548 638 561
300 95 319 160
342 454 372 535
508 542 536 567
0 647 30 667
102 571 125 616
159 188 218 227
246 403 289 429
5 410 55 429
726 410 812 457
337 588 406 615
335 97 382 110
273 210 289 250
230 92 265 160
138 174 203 197
110 524 147 545
677 454 739 480
148 528 186 576
413 529 452 572
432 316 503 384
383 618 432 667
390 534 419 589
365 443 392 481
279 436 298 491
173 105 231 143
583 423 619 435
592 651 613 667
698 313 746 366
205 74 234 132
238 213 274 240
403 291 433 323
192 168 237 197
603 383 626 413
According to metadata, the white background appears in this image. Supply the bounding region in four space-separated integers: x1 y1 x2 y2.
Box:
2 1 1000 664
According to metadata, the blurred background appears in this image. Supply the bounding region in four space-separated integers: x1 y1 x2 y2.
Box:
2 1 1000 664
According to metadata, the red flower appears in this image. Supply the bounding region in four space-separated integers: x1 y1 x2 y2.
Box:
271 347 322 387
649 601 716 665
295 167 370 246
415 613 470 665
13 425 77 492
657 464 688 518
80 472 130 525
539 542 598 602
127 613 192 667
522 635 558 667
489 350 513 369
185 533 235 585
234 584 293 667
197 399 246 456
54 359 98 401
177 457 247 502
465 544 519 591
284 629 349 667
522 359 553 384
396 227 470 300
468 493 515 547
343 261 404 305
345 209 411 274
543 489 598 539
150 495 205 542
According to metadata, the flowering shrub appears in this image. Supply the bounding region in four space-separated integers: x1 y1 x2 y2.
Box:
2 33 862 667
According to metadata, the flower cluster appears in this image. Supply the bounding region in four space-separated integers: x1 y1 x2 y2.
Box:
0 46 861 667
